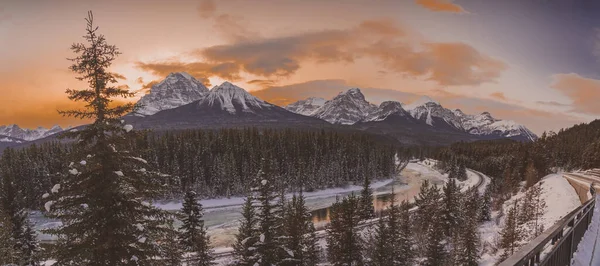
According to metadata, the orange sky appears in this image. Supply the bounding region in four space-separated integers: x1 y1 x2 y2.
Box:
0 0 598 134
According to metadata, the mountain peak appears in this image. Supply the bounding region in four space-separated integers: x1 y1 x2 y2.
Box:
311 88 377 124
285 97 326 116
0 124 64 141
213 81 246 92
338 88 366 100
134 72 209 116
405 95 439 110
201 82 271 114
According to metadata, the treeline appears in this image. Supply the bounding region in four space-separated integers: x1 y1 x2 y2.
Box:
0 128 398 210
433 119 600 208
229 158 490 266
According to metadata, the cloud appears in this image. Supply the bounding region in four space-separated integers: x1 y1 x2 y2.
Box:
183 19 505 86
247 79 278 89
197 0 216 18
415 0 466 13
551 73 600 115
135 61 242 87
490 92 506 101
366 42 507 86
213 14 258 42
536 100 569 107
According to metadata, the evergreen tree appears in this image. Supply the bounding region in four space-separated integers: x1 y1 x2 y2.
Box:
480 187 492 222
44 11 176 265
414 180 441 255
281 193 320 266
423 217 447 266
0 149 40 265
326 194 363 266
457 164 468 181
441 178 461 238
252 158 282 266
499 201 522 260
161 221 184 266
233 196 258 266
455 188 480 266
178 191 214 266
358 174 374 221
397 200 414 266
367 212 390 266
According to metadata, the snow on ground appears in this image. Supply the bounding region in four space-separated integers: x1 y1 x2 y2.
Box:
572 195 600 266
156 179 395 212
34 158 486 265
407 159 482 193
479 174 581 266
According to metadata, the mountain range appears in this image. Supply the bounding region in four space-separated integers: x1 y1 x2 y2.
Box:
284 88 537 142
0 72 537 146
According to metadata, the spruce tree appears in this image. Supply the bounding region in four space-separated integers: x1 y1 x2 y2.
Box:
397 200 414 266
326 194 363 266
442 178 461 238
233 196 258 266
457 164 468 181
414 180 441 255
0 149 40 265
281 193 320 266
252 158 282 266
44 11 176 265
359 174 374 221
480 187 492 222
499 201 522 260
368 213 390 266
455 188 480 266
178 191 214 266
423 217 447 266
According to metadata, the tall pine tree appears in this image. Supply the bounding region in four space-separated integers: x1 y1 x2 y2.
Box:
233 196 258 266
252 158 283 266
0 148 40 265
44 11 176 265
327 194 363 266
178 191 214 266
281 193 320 266
359 175 374 221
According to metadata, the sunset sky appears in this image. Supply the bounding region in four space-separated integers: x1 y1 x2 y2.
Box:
1 0 599 134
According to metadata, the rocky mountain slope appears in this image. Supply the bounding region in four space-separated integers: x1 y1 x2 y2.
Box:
287 89 537 142
133 81 332 130
133 72 209 116
308 88 378 124
0 125 64 141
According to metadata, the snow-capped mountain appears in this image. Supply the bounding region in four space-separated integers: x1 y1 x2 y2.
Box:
455 111 537 141
400 98 537 141
0 124 63 141
405 97 464 131
309 88 378 124
134 72 209 116
199 81 274 113
285 97 326 116
288 89 537 141
364 101 410 122
133 81 331 130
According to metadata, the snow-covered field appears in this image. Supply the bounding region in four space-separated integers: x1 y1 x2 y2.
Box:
479 174 581 266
